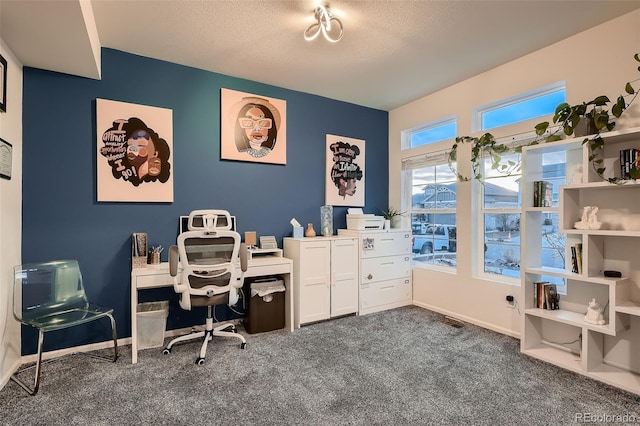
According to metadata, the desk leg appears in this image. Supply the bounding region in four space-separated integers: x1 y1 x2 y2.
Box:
284 274 294 332
131 280 138 364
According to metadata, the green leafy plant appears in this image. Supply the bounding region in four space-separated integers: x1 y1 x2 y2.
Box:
448 53 640 183
380 207 405 220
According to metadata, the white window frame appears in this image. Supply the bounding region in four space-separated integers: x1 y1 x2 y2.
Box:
402 115 457 150
472 81 566 133
475 146 523 286
402 149 457 272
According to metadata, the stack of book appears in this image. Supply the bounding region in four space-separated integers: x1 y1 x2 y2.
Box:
533 181 553 207
534 282 560 310
619 148 640 179
570 242 583 274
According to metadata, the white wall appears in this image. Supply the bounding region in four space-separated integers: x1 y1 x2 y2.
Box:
0 36 23 389
389 10 640 337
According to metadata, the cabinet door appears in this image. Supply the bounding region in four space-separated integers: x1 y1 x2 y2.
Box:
330 238 358 317
298 241 331 324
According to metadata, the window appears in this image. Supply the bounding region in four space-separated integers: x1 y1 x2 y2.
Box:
481 151 522 281
403 116 456 149
403 152 457 269
474 82 566 132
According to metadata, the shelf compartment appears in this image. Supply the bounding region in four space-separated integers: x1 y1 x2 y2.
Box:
525 266 628 285
521 345 582 374
615 300 640 316
525 308 616 335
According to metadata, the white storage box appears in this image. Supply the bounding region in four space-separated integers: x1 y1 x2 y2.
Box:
346 214 385 230
137 301 169 349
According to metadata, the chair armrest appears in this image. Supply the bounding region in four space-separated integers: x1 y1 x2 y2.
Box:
239 243 248 272
169 245 179 277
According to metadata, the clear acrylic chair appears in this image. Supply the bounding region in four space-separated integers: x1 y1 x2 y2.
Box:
11 260 118 395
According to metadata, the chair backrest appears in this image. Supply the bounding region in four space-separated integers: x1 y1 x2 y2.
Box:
171 210 246 310
13 260 88 323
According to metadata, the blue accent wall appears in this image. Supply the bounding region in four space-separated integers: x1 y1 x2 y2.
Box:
21 48 388 354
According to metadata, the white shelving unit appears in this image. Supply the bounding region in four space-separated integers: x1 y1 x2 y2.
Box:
521 127 640 395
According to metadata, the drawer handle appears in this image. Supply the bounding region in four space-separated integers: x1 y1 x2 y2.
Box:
381 262 394 266
367 274 373 280
381 285 394 290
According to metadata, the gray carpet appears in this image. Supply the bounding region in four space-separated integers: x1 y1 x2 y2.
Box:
1 306 638 425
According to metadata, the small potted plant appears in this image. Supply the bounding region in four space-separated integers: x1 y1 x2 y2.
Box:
380 207 405 229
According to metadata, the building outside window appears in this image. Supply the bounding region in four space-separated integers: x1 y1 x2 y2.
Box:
403 151 457 269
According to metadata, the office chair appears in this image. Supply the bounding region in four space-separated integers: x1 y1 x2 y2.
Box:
164 209 248 365
11 260 118 395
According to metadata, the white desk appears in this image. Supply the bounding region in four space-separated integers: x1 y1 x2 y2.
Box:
130 256 294 364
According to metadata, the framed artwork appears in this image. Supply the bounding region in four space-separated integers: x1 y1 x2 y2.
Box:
96 98 173 202
220 88 286 165
325 134 365 206
0 53 6 113
0 138 12 180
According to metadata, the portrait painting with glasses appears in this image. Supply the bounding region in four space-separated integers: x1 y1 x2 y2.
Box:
221 88 287 165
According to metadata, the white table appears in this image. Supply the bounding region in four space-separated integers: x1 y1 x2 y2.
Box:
130 256 294 364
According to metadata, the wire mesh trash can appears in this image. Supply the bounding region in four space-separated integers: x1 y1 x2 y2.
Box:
245 277 285 334
136 300 169 349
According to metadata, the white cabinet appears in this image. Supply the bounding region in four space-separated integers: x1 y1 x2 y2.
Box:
521 126 640 396
338 229 412 315
284 236 358 327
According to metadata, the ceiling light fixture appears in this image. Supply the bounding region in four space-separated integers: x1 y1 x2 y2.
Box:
303 4 343 43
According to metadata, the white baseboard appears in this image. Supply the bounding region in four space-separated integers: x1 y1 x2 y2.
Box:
413 301 521 340
18 320 243 364
1 358 22 390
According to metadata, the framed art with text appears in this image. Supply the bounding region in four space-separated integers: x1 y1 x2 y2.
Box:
325 134 365 207
96 98 173 202
0 138 12 180
220 88 287 165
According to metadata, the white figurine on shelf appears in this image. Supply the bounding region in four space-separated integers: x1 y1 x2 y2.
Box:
584 298 606 325
575 206 601 230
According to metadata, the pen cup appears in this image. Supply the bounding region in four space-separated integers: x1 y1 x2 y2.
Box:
149 252 161 265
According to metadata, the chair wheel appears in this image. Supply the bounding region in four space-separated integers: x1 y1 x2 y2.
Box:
196 357 205 365
163 348 171 355
241 342 247 349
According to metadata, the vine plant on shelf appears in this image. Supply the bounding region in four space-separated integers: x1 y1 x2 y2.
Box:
448 53 640 184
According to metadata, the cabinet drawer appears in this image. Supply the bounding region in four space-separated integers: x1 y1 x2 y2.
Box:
361 255 411 283
360 232 411 257
360 277 412 310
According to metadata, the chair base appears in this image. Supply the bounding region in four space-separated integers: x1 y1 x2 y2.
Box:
11 313 118 396
163 307 246 364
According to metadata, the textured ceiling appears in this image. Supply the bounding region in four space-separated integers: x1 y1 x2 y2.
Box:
2 0 640 111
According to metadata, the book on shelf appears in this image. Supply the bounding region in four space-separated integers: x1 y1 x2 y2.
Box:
533 281 559 310
532 181 553 207
575 242 583 275
570 245 578 273
619 148 640 179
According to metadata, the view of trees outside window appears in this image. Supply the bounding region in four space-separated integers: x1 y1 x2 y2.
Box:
409 162 457 268
482 153 522 279
482 152 566 280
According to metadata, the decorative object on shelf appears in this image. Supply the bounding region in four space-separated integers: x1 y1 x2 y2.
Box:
574 206 601 230
567 163 583 185
584 298 606 325
380 207 405 229
448 53 640 183
305 223 316 237
320 205 333 236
